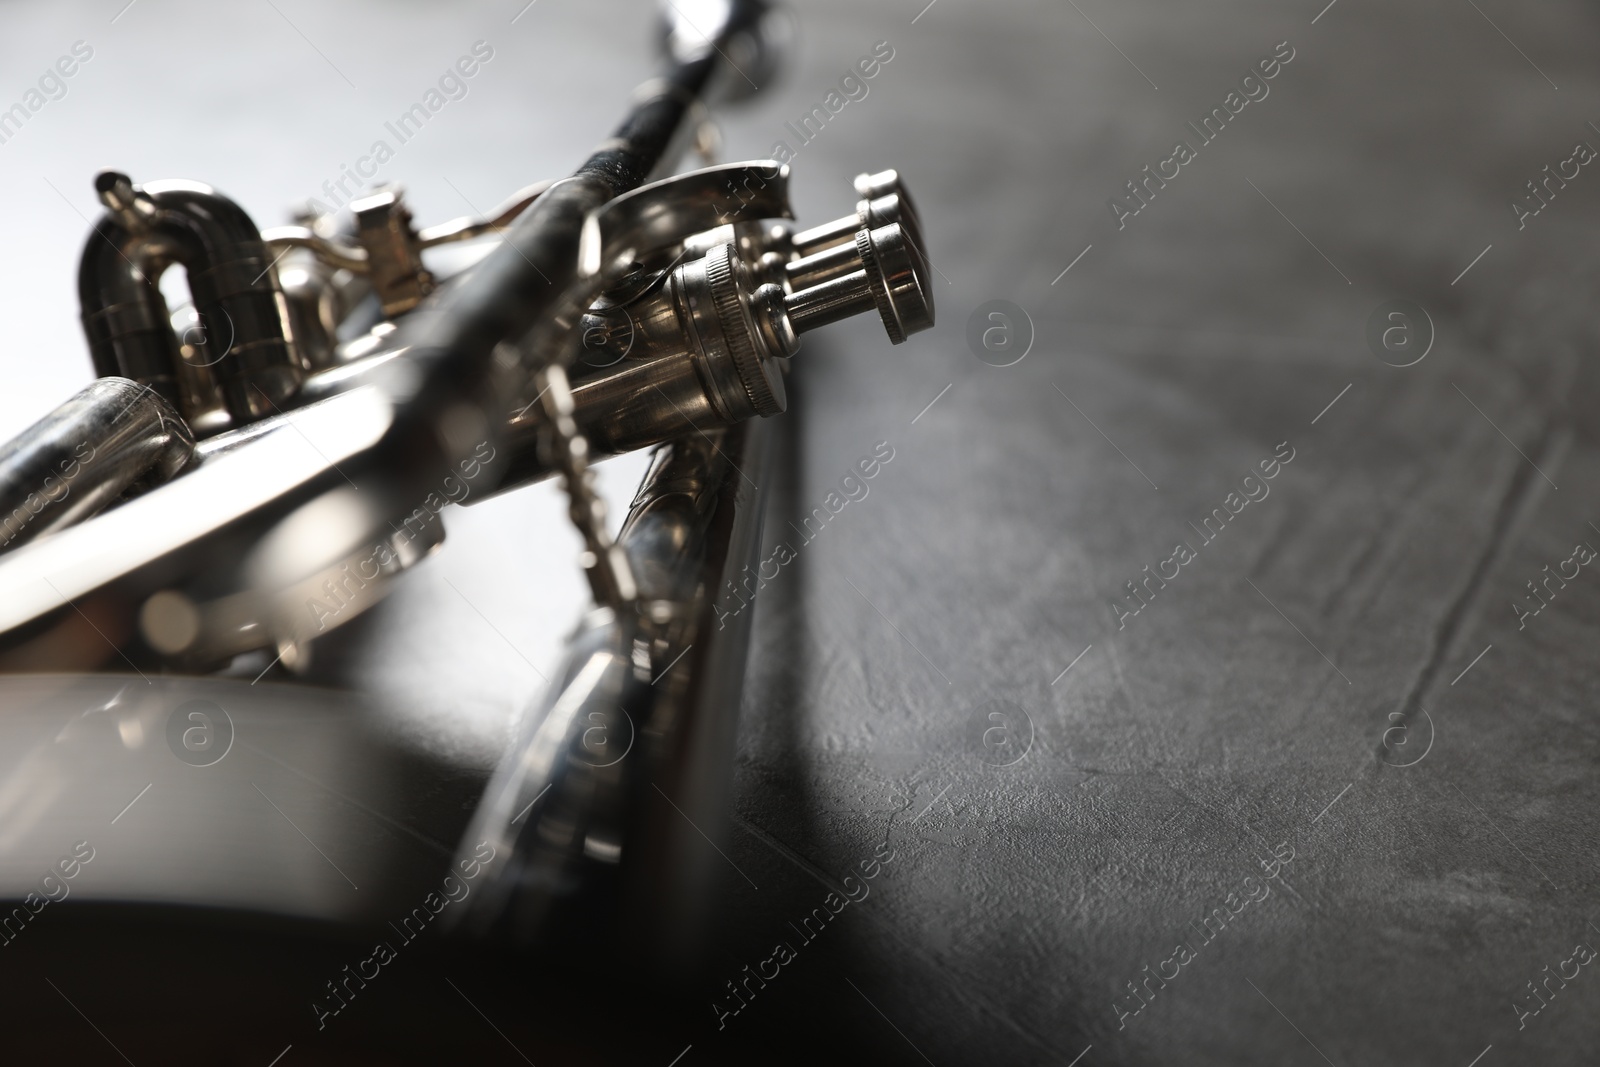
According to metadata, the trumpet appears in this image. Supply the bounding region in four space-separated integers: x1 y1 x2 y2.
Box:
0 82 931 674
0 0 932 960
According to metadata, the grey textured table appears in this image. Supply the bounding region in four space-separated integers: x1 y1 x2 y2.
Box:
2 0 1599 1064
717 1 1600 1064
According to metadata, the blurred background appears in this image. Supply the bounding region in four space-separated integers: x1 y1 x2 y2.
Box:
2 0 1600 1063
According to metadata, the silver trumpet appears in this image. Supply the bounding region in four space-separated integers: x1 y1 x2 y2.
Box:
0 0 932 968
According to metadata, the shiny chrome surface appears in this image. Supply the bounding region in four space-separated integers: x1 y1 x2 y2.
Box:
0 378 193 556
0 0 933 975
260 181 554 281
0 386 399 672
80 172 302 425
350 187 435 317
484 218 931 496
416 179 554 247
258 225 370 274
0 4 933 717
579 160 791 278
453 418 771 965
791 168 923 255
448 604 645 939
0 672 431 922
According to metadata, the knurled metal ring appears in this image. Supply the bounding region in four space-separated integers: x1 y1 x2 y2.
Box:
855 227 905 345
704 244 782 417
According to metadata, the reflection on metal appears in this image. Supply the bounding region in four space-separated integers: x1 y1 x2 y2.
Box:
450 419 771 967
488 206 934 496
79 171 302 425
0 673 410 922
416 180 554 247
0 0 931 966
579 160 793 278
0 387 400 673
0 378 193 557
350 187 435 317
